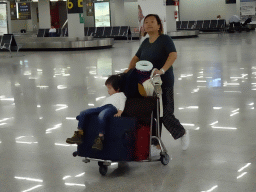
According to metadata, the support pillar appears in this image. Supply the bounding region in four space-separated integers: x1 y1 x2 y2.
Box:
38 0 51 29
67 0 84 38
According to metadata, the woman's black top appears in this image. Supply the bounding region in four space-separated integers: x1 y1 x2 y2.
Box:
135 34 177 88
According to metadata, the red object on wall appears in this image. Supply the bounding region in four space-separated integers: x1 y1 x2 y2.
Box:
134 123 150 161
50 2 60 28
174 11 178 19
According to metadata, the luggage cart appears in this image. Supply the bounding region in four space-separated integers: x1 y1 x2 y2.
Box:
72 74 170 176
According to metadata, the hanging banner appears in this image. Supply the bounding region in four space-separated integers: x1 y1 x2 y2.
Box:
138 0 167 44
67 0 83 14
0 3 8 35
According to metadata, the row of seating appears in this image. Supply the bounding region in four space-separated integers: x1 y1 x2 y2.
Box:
177 20 226 32
37 28 68 37
37 26 132 40
84 26 131 40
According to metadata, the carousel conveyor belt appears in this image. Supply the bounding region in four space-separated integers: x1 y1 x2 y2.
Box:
14 36 114 50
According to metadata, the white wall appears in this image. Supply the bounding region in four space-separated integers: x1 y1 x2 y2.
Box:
179 0 238 21
11 20 28 33
113 0 125 26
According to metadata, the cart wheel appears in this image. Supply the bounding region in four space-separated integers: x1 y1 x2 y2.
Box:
98 162 103 166
72 151 78 157
99 165 108 176
160 153 170 165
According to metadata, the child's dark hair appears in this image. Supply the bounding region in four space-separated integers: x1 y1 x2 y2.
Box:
105 74 123 91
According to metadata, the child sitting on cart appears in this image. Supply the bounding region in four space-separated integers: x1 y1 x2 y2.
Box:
66 74 127 151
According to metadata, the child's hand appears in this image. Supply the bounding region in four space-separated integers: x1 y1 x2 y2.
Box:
114 110 123 117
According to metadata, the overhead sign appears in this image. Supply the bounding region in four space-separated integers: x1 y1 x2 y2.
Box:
67 0 83 14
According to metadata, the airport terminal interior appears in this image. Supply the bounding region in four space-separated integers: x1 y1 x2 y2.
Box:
1 0 256 192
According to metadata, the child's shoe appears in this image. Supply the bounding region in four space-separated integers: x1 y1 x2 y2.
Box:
92 136 104 151
66 131 83 145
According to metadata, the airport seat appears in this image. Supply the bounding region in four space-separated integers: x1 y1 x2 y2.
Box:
37 29 45 37
119 26 129 36
61 28 68 37
102 27 112 38
84 27 89 36
188 21 196 29
180 21 188 30
210 20 218 29
202 20 211 30
94 27 105 38
88 27 96 36
56 28 61 37
0 34 22 55
176 21 181 30
0 34 12 53
217 19 226 32
110 26 121 37
119 26 131 40
44 29 50 37
195 20 204 30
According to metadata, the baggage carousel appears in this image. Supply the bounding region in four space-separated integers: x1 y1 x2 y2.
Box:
14 35 114 50
168 30 199 38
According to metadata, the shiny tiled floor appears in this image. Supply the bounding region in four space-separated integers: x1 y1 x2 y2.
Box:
1 32 256 192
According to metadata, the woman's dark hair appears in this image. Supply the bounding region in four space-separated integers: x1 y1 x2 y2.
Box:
105 74 122 91
143 14 164 37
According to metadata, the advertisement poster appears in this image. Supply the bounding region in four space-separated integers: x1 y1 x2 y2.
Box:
138 0 167 44
86 0 94 16
94 2 110 27
10 2 17 20
240 0 256 21
0 3 8 35
18 3 31 20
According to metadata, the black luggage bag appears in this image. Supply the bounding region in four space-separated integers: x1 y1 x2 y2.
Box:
77 115 137 161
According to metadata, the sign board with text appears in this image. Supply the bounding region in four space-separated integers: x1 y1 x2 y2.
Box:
18 2 31 20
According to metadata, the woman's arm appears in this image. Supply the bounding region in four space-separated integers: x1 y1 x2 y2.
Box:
162 52 177 72
124 56 140 73
153 52 177 76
